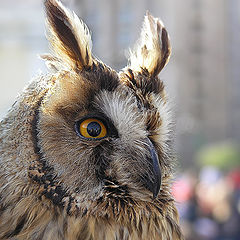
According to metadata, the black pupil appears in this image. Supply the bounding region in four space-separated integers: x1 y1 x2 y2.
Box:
87 122 102 137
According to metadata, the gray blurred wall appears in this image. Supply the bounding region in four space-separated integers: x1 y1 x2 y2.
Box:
0 0 47 118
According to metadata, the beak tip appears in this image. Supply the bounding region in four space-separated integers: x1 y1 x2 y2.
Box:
152 181 161 199
152 193 157 200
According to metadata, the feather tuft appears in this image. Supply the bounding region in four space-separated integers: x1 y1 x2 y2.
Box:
129 12 171 76
44 0 92 71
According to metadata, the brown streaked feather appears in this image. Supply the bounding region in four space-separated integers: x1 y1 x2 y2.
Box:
45 0 84 68
45 0 92 70
0 183 183 240
119 68 165 110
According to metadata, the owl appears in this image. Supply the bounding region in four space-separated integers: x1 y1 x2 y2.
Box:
0 0 183 239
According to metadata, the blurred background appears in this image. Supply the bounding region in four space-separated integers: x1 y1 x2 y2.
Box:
0 0 239 239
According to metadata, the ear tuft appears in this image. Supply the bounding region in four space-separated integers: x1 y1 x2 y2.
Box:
128 12 171 76
44 0 92 71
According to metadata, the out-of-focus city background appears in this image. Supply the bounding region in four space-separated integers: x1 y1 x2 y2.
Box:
0 0 239 239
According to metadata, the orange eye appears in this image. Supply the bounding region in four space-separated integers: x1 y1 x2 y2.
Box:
78 118 107 139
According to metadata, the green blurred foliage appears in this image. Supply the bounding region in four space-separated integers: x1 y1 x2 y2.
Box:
196 142 240 171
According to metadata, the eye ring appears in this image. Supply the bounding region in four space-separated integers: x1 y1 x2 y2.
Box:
75 118 108 140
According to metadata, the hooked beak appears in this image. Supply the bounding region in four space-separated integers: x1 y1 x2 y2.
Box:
144 138 161 199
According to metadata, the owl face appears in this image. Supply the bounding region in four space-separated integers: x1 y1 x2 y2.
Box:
34 0 172 206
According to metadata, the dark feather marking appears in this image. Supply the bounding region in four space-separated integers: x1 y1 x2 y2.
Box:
122 68 164 97
83 61 120 92
0 196 9 217
30 94 67 208
146 110 162 134
155 26 170 75
138 221 143 237
31 97 44 155
93 140 118 181
120 68 164 115
35 227 47 240
166 215 183 239
119 227 125 239
85 47 90 66
131 208 137 228
4 215 26 238
82 208 88 217
127 68 136 86
45 0 86 69
76 220 91 240
66 196 75 215
62 217 68 236
103 178 129 198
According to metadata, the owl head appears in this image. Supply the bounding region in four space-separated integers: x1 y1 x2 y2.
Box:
29 0 172 213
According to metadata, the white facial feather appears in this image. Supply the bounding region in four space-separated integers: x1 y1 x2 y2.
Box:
95 87 173 158
95 88 147 144
152 94 173 154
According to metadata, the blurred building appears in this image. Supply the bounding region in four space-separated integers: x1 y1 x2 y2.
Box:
0 0 47 119
174 0 229 164
0 0 240 167
228 0 240 142
174 0 240 165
